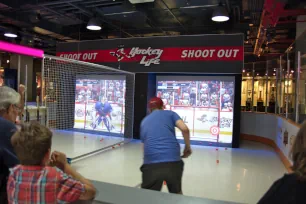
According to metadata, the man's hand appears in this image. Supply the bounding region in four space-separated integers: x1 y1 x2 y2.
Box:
18 84 26 95
182 146 192 158
50 151 68 171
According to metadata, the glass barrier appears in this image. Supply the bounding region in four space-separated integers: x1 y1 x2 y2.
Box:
243 60 278 113
299 50 305 123
296 29 306 124
242 30 306 125
241 63 253 111
286 50 296 121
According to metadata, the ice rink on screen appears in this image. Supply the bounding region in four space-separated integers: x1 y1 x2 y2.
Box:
74 102 125 134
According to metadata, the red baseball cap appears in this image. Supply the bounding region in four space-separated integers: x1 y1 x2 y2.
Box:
148 97 164 109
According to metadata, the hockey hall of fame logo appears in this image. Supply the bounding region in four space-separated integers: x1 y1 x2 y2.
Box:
109 45 163 67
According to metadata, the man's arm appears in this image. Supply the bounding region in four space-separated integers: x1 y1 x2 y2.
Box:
175 120 192 158
18 84 25 118
140 123 144 151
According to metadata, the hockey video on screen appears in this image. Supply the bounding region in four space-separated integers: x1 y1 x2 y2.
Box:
74 78 125 134
157 80 234 144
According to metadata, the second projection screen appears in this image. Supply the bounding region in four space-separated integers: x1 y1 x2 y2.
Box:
156 76 235 144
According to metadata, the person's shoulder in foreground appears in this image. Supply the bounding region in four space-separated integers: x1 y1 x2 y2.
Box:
0 117 15 130
258 173 306 204
259 121 306 204
0 116 16 147
7 122 96 204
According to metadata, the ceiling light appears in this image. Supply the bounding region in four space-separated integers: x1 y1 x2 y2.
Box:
249 23 254 27
4 31 18 38
87 17 102 31
212 3 229 22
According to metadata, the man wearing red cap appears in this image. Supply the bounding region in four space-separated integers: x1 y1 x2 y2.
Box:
140 97 192 194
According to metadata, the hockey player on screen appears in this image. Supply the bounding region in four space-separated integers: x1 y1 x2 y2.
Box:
222 103 229 111
210 92 218 106
200 93 209 107
107 82 114 101
115 90 122 103
200 83 209 94
189 87 196 106
91 99 114 132
78 89 86 102
86 88 92 100
222 91 231 109
227 102 233 111
181 92 190 105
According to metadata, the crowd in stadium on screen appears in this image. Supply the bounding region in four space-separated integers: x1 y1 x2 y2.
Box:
157 81 234 112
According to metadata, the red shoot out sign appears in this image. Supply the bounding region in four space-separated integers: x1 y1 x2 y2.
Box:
57 46 243 67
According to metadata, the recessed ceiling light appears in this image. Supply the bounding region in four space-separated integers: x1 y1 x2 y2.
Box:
87 17 102 31
212 15 229 22
4 32 18 38
212 3 229 22
249 23 254 27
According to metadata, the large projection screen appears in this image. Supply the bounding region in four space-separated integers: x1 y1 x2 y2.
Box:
156 76 235 144
74 75 126 135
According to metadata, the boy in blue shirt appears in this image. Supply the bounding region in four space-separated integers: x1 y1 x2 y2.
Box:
140 97 192 194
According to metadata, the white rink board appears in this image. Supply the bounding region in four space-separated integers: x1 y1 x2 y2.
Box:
170 106 233 143
171 106 194 134
220 112 234 133
74 102 124 134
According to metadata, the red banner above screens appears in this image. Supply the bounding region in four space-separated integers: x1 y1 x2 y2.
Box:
57 46 243 66
56 34 244 73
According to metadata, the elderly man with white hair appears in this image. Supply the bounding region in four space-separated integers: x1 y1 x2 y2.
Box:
0 85 24 203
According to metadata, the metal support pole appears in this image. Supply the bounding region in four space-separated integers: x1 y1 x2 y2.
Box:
17 55 21 89
41 59 44 105
275 66 278 114
25 65 27 107
25 64 29 122
279 56 283 114
46 66 49 128
286 56 290 119
265 61 269 113
251 63 255 112
39 59 45 124
295 51 301 123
